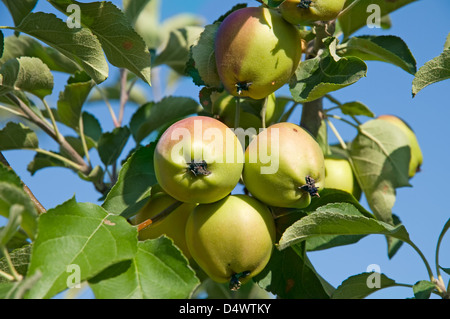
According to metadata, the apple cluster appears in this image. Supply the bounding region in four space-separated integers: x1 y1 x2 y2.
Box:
131 3 423 291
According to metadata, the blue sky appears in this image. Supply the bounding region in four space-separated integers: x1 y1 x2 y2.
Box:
1 0 449 299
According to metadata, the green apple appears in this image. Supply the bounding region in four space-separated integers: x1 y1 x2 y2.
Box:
185 194 275 290
153 116 244 204
131 190 196 259
324 154 361 200
242 122 325 208
215 7 302 100
279 0 347 25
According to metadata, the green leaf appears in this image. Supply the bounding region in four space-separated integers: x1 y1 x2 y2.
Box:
154 26 204 75
332 272 397 299
0 162 22 188
25 197 138 299
339 101 375 117
350 119 411 223
254 243 333 299
278 202 411 250
82 112 103 143
97 126 131 167
338 0 418 38
122 0 152 26
1 0 37 27
0 35 80 74
102 144 157 218
338 36 416 74
0 182 38 240
14 12 109 84
27 151 68 176
412 49 450 97
56 76 95 130
445 32 450 50
289 42 367 103
413 280 435 299
49 0 152 85
0 57 53 99
0 204 23 246
89 237 200 298
129 96 203 143
190 23 222 88
0 122 38 150
386 214 404 259
436 218 450 275
0 245 32 284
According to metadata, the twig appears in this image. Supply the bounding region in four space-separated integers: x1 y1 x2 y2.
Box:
118 68 129 126
5 93 91 176
0 151 46 214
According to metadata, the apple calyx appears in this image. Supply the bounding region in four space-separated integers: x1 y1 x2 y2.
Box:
235 82 252 95
229 271 251 291
188 160 211 176
298 0 312 9
299 175 320 197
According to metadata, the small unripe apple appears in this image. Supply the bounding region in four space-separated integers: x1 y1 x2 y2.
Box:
185 194 275 290
324 154 362 200
242 122 325 208
377 114 423 178
279 0 346 25
215 7 302 100
131 190 196 258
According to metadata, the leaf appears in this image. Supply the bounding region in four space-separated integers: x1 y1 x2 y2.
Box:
332 272 397 299
0 204 23 246
278 202 411 250
14 12 109 84
386 214 404 259
0 162 22 187
289 42 367 103
27 151 68 176
82 112 103 142
0 35 80 74
129 96 203 143
0 245 32 284
350 119 411 223
0 57 53 99
102 144 157 218
190 23 222 88
56 76 95 130
339 101 375 118
412 49 450 97
0 122 38 150
0 31 4 59
413 280 435 299
0 182 38 240
1 0 38 27
154 26 204 74
25 197 138 299
445 32 450 50
254 243 333 299
89 237 200 299
338 0 418 38
49 0 152 85
122 0 152 26
97 126 131 166
339 35 416 75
